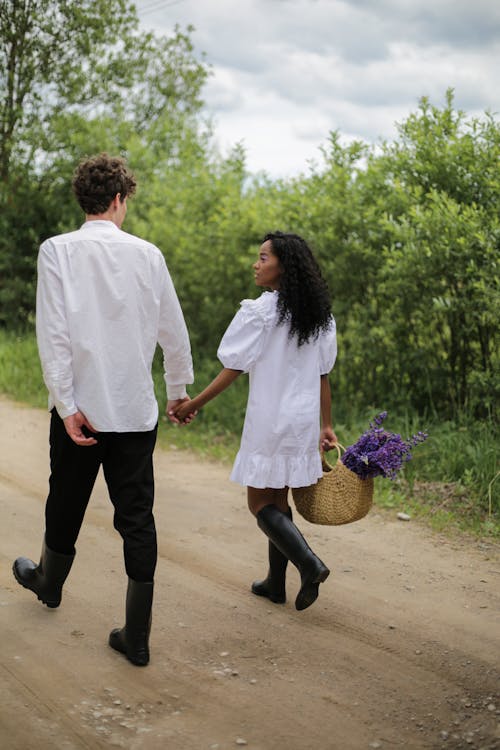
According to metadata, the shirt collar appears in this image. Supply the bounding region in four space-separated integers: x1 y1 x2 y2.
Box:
81 220 120 230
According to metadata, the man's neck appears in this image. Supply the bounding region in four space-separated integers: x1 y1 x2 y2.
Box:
84 194 126 228
85 212 119 226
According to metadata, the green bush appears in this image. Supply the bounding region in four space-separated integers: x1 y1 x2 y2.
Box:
1 331 497 533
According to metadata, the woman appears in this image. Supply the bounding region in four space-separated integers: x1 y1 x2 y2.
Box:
175 231 337 610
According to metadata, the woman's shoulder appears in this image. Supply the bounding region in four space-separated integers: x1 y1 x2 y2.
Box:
238 291 278 324
325 314 336 334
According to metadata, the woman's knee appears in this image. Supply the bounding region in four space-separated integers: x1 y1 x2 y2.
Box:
247 486 289 516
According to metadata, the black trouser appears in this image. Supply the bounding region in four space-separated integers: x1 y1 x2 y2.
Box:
45 410 158 582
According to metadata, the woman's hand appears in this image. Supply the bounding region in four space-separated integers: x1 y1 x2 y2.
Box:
174 398 198 423
168 369 242 426
320 426 338 451
167 398 197 425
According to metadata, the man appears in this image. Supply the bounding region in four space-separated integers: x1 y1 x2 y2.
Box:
12 153 193 666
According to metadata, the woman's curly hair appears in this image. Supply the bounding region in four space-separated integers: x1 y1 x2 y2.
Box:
264 231 332 346
72 153 136 214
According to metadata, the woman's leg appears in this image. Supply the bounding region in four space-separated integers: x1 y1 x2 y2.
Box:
249 488 329 611
247 486 290 516
248 488 291 604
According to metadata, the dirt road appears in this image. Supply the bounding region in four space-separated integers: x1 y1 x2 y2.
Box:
0 397 498 750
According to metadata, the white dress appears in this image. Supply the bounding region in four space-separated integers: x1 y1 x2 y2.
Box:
217 291 337 489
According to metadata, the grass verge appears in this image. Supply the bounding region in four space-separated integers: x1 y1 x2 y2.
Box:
1 329 498 538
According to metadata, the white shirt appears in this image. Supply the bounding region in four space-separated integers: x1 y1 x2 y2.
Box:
217 292 337 488
36 220 193 432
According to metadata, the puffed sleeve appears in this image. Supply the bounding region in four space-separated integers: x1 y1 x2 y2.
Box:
319 316 338 374
217 298 270 372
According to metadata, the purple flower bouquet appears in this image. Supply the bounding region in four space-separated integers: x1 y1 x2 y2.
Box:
341 412 428 480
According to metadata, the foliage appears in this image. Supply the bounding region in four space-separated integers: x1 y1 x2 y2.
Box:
373 94 500 419
0 0 209 327
1 330 497 534
0 330 44 407
0 0 207 179
127 141 260 360
236 93 499 422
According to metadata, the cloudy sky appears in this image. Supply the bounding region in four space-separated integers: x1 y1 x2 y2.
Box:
135 0 500 177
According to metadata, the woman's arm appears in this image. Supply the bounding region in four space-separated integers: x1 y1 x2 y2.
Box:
320 374 338 450
173 368 243 421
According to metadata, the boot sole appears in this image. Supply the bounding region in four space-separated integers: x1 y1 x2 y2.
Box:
295 567 330 611
12 563 61 608
109 629 150 666
251 583 286 604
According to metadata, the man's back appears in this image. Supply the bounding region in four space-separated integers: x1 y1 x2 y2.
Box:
37 220 192 432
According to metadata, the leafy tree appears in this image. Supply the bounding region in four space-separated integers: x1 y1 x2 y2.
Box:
127 140 259 359
374 92 500 417
1 0 133 180
0 0 209 328
236 93 499 421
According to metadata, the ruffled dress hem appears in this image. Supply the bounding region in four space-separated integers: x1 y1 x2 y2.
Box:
230 450 323 489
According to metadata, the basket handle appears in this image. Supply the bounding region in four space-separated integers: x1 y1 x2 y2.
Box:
321 442 345 459
320 442 345 469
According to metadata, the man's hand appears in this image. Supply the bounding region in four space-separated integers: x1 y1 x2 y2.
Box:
167 397 198 425
64 411 98 446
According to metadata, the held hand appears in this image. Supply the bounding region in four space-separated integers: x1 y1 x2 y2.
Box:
320 426 338 452
167 398 198 425
176 398 199 423
64 411 98 446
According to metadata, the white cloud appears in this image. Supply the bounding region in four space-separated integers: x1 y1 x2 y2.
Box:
135 0 500 176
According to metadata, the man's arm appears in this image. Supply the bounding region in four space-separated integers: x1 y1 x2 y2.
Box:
156 258 194 422
36 241 78 419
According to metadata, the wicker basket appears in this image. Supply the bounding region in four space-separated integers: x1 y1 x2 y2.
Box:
292 444 374 526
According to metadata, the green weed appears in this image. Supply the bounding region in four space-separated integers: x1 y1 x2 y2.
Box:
1 331 497 536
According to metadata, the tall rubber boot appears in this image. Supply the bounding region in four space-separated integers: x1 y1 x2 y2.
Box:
109 579 153 666
251 508 293 604
256 504 330 611
12 536 75 608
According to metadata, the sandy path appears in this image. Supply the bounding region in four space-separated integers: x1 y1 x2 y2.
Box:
0 397 498 750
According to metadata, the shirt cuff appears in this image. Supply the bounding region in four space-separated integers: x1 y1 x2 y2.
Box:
47 388 77 420
166 385 188 401
55 402 78 420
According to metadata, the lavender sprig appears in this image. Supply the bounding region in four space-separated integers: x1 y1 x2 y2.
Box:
342 412 428 480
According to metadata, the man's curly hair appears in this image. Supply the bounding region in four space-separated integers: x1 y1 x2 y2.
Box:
72 153 137 214
263 231 332 346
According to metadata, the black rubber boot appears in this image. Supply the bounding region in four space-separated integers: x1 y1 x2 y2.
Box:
256 504 330 611
252 508 292 604
109 579 153 666
12 537 75 608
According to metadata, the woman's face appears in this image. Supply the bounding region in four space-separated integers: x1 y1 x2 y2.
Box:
253 240 282 290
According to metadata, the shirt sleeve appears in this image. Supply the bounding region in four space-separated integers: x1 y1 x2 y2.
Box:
319 316 338 375
156 257 194 400
36 240 77 419
217 300 268 372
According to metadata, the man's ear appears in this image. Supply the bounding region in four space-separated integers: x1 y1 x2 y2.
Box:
107 193 121 214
